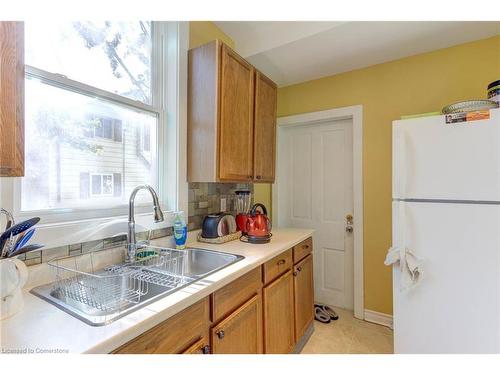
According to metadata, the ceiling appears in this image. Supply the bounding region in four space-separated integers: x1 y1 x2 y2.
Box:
215 21 500 87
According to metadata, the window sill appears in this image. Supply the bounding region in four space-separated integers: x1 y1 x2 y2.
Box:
28 210 179 250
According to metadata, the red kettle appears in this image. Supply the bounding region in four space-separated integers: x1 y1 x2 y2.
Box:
245 203 272 243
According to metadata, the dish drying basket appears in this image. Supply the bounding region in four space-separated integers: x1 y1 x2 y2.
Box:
47 247 188 314
108 247 192 289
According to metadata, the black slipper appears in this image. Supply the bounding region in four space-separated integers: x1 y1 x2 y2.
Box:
314 306 331 323
315 303 339 321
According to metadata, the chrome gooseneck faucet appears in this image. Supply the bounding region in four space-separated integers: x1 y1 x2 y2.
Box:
127 185 164 262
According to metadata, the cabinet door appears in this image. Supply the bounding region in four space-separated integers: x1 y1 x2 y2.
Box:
294 254 314 340
218 44 255 182
113 297 210 354
182 336 210 354
211 293 263 354
253 71 277 183
0 22 24 177
263 270 295 353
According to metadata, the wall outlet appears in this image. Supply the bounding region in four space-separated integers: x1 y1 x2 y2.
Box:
220 198 227 212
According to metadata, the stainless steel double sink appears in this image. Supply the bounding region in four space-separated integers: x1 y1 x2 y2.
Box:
31 247 243 326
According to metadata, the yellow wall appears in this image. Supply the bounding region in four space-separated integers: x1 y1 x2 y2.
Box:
189 21 235 49
260 36 500 314
253 184 272 215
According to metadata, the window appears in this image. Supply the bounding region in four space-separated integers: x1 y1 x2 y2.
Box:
22 21 160 212
0 21 187 247
88 173 117 197
84 116 123 142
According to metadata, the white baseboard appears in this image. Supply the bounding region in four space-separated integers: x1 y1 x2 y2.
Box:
364 309 393 329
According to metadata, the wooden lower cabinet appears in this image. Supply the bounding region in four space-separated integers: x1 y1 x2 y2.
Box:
113 297 210 354
182 336 211 354
211 293 263 354
293 254 315 340
263 270 295 353
112 238 314 355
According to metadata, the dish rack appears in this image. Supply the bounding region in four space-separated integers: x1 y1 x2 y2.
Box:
48 247 189 314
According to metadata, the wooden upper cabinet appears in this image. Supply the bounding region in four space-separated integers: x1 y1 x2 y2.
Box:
218 44 255 182
253 71 277 182
187 40 276 183
0 22 24 177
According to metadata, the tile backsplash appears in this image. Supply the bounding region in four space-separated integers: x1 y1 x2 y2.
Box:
187 182 253 230
18 227 173 266
19 182 252 266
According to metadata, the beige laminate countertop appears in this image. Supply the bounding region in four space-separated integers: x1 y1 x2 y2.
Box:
0 228 314 354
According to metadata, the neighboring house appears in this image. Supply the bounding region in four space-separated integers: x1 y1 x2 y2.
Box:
46 103 155 209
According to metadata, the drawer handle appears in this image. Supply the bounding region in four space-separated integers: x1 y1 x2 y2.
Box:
201 345 210 354
277 259 286 266
216 330 225 339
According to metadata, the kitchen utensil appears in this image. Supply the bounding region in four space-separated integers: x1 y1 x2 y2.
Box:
235 190 252 214
13 228 35 252
0 217 40 257
442 99 498 114
201 213 236 239
488 80 500 105
235 190 252 234
5 220 12 231
0 258 28 320
7 244 44 258
197 231 241 244
243 203 272 244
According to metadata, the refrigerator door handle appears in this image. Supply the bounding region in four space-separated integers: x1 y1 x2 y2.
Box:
399 130 408 199
393 126 408 199
398 201 407 270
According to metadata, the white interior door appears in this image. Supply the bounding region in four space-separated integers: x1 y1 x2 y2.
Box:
277 119 354 309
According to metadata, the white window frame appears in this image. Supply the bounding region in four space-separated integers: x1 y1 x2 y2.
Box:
90 173 114 197
0 21 189 249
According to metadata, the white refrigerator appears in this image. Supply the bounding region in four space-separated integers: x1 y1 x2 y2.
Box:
391 108 500 353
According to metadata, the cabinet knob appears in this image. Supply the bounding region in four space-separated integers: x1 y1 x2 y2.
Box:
216 330 225 339
256 175 262 180
201 345 210 354
277 259 286 266
297 266 302 272
293 271 298 277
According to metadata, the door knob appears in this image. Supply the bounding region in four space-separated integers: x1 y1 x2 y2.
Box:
346 225 353 233
346 214 353 225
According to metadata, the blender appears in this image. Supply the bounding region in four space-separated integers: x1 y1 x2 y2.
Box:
235 190 251 234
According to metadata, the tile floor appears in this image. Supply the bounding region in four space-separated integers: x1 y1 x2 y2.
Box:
301 308 393 354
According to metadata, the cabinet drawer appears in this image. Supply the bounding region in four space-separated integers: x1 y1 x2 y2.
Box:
211 267 262 323
262 248 292 285
113 297 210 354
293 237 313 264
